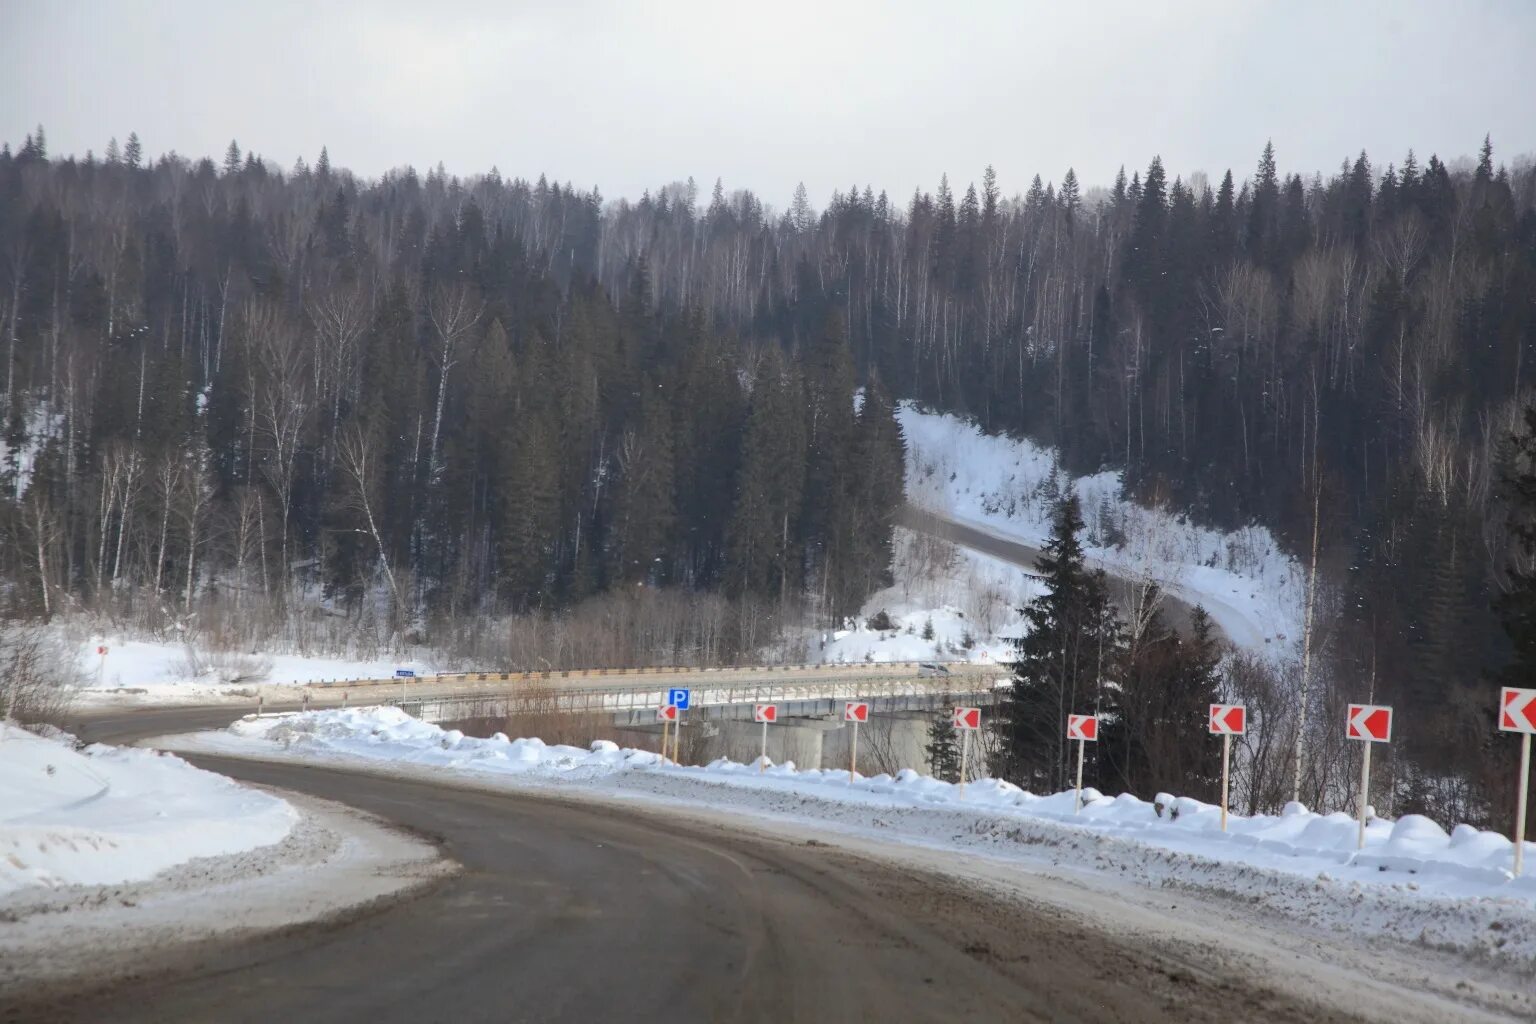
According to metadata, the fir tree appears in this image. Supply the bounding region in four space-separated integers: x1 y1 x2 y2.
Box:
926 703 961 782
996 492 1120 790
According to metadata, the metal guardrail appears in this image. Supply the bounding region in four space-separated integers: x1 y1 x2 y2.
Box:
306 659 992 689
392 672 1008 725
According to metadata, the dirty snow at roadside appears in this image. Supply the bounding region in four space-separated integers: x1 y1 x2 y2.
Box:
899 404 1305 654
163 707 1536 961
0 724 298 895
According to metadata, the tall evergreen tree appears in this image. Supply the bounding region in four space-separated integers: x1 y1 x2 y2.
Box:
996 492 1119 791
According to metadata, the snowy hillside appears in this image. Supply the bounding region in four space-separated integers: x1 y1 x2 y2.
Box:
899 404 1306 655
0 724 297 894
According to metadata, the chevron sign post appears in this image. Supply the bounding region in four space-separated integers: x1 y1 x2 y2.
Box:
1209 704 1246 832
657 704 678 763
1346 704 1392 850
844 701 870 785
754 704 778 773
1500 688 1536 876
1067 714 1097 814
952 707 981 797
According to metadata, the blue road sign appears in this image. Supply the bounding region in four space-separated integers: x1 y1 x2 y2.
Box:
395 668 416 678
668 687 691 710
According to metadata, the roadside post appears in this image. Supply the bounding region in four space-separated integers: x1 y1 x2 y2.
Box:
395 667 415 705
1346 703 1393 850
844 700 870 784
668 688 691 764
952 706 981 797
656 704 678 762
1066 714 1098 813
1208 704 1247 832
96 645 108 688
753 703 778 772
1499 687 1536 876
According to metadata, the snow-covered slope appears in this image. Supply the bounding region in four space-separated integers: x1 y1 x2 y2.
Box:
817 536 1042 664
73 635 431 704
899 404 1305 655
0 725 298 895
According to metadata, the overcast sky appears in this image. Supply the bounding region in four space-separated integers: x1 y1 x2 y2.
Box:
4 0 1533 209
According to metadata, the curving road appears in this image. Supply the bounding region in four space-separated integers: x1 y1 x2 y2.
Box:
897 503 1229 642
1 708 1504 1023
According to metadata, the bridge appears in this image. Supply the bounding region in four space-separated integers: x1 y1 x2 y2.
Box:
387 663 1009 725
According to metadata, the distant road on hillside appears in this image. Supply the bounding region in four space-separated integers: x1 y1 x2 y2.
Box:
896 504 1228 644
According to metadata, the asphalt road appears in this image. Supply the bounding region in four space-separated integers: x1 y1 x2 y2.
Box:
0 707 1365 1023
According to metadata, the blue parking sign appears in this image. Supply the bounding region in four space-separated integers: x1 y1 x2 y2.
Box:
668 687 691 710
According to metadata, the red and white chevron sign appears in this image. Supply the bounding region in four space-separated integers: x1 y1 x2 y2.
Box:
1208 704 1246 735
753 703 778 724
952 707 981 731
844 701 870 723
656 704 678 723
1346 704 1392 742
1501 688 1536 734
1066 714 1098 742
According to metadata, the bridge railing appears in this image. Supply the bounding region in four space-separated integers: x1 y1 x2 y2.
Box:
391 673 1009 724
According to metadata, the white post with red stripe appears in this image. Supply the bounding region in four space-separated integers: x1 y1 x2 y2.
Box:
657 704 678 763
1067 714 1098 813
1346 704 1392 850
1209 704 1247 832
952 707 981 797
754 703 778 773
1500 687 1536 876
844 701 869 784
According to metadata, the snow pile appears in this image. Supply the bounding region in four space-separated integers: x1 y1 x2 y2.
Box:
899 404 1305 653
224 706 665 777
0 724 298 895
181 708 1536 907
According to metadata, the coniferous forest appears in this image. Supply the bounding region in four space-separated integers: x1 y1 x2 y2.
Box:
3 128 1536 813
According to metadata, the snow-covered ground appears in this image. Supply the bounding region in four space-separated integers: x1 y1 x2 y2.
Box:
817 532 1042 664
0 723 297 895
899 404 1305 655
160 707 1536 962
71 634 430 705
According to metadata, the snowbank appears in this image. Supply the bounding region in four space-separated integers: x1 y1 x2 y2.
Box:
899 404 1305 654
176 708 1536 912
0 724 298 895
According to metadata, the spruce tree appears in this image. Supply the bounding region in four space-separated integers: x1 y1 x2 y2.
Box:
996 492 1119 791
926 704 961 782
1495 406 1536 687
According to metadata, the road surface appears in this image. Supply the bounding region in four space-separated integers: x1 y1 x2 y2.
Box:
5 707 1520 1023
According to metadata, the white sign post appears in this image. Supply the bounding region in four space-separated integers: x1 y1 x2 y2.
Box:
96 645 109 688
952 707 981 798
754 704 778 772
1209 704 1247 832
1066 714 1098 813
1499 687 1536 877
844 701 869 784
1346 703 1393 850
657 704 677 762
